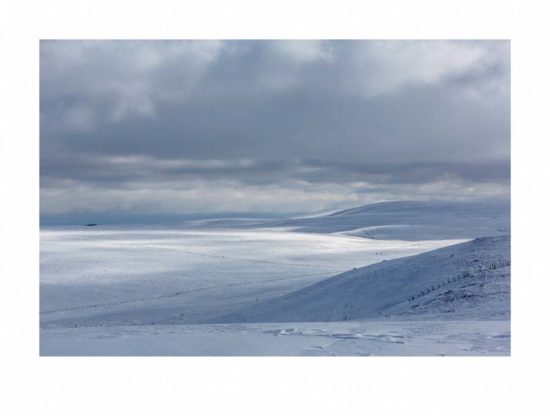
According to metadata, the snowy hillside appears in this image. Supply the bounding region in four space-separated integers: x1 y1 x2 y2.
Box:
40 200 511 356
40 228 455 328
218 235 510 323
261 200 510 241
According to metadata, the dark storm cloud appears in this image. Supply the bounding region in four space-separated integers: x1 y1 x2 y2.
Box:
40 40 510 217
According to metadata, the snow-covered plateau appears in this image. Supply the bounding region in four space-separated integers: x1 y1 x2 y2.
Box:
40 200 510 356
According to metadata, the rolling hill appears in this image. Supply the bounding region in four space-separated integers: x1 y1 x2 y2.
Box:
217 235 510 323
260 199 510 241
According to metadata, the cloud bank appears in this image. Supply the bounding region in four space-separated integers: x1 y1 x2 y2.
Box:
40 40 510 221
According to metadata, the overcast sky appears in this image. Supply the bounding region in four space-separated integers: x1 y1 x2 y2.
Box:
40 40 510 222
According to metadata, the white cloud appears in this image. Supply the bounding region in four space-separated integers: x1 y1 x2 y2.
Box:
40 179 355 215
41 40 508 131
41 40 226 128
40 175 509 216
269 40 334 64
347 40 508 97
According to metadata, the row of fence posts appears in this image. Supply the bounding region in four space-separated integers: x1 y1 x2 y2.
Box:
406 259 510 303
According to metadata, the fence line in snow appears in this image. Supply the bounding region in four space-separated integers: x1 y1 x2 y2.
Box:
406 259 510 303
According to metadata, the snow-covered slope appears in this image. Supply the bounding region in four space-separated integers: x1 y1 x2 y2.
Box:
218 235 510 323
261 200 510 241
42 227 458 328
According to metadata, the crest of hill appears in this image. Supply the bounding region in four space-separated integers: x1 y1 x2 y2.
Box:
263 199 510 241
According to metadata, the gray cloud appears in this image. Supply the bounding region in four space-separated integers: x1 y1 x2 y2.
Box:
40 40 510 219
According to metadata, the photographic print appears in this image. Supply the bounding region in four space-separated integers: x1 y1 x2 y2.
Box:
39 40 510 356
